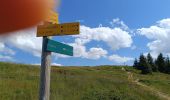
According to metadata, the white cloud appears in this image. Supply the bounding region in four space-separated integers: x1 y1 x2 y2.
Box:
138 18 170 57
85 48 108 59
70 42 107 60
0 42 15 55
138 26 168 40
70 43 86 57
51 63 62 66
158 18 170 28
74 25 132 50
69 26 133 61
0 27 42 57
110 18 129 30
70 20 132 60
108 54 134 63
0 42 15 61
31 63 41 66
0 55 13 61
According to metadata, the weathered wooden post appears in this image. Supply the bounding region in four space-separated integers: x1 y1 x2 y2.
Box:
39 36 51 100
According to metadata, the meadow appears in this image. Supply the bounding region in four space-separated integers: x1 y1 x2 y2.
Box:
0 62 170 100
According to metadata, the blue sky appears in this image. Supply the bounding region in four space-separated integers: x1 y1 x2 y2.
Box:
1 0 170 66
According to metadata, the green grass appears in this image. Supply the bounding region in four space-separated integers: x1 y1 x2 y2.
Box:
0 62 169 100
132 70 170 97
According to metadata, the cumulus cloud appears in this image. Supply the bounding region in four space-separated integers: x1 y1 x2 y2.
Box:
0 42 15 55
69 19 133 60
0 55 13 61
74 25 132 50
70 42 108 60
0 41 15 61
86 48 108 59
51 63 62 66
108 54 134 63
138 18 170 57
70 20 132 60
0 27 42 57
110 18 129 30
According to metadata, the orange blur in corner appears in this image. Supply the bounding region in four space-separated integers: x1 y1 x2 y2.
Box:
0 0 55 34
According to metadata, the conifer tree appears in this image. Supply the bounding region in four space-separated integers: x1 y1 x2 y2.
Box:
133 58 139 69
156 53 165 72
139 54 152 74
138 54 146 70
165 56 170 73
153 61 158 72
147 53 157 72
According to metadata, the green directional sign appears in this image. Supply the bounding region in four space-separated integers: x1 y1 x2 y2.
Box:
46 39 73 56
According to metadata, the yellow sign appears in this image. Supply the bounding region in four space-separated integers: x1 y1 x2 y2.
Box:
45 11 59 24
37 22 80 37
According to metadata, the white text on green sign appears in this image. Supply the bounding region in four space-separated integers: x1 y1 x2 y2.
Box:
46 39 73 56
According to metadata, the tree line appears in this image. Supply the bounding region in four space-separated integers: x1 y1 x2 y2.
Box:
133 53 170 74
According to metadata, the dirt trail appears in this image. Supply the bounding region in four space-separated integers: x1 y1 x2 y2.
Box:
122 68 170 100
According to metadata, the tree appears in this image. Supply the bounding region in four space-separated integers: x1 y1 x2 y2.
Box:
141 63 152 74
138 54 145 70
147 53 157 72
153 62 158 72
165 56 170 74
156 53 165 73
133 58 139 69
139 54 152 74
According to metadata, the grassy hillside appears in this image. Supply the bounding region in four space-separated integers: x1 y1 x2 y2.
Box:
127 68 170 99
0 62 170 100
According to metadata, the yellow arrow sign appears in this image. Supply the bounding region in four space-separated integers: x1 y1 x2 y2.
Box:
37 22 80 37
45 11 59 24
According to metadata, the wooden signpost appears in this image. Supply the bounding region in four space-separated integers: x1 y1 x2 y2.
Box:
38 11 80 100
39 36 51 100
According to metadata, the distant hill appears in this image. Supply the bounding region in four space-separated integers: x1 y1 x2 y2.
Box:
0 62 170 100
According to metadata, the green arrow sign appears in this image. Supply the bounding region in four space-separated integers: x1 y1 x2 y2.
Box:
46 39 73 56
